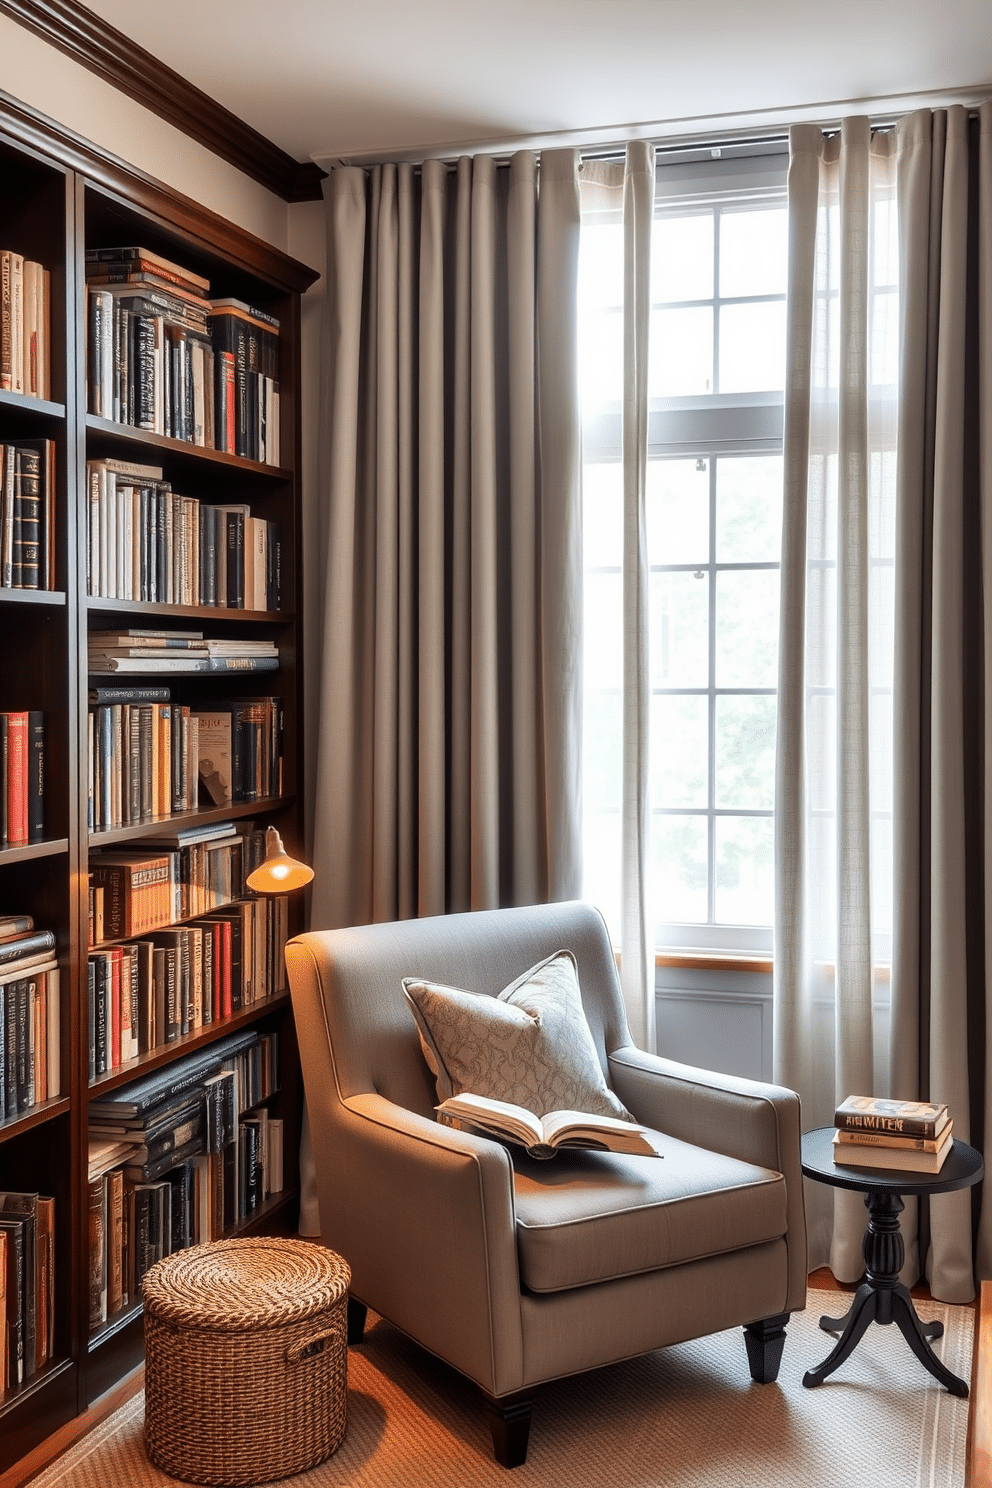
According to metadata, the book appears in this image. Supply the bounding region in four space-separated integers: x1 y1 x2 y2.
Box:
87 1030 257 1119
86 246 211 294
831 1125 954 1173
834 1095 950 1140
834 1124 953 1155
436 1092 659 1161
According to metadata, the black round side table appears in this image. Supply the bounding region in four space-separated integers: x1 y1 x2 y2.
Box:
800 1126 984 1396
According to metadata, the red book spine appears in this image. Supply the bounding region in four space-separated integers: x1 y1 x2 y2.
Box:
5 711 29 845
110 948 122 1069
211 922 222 1022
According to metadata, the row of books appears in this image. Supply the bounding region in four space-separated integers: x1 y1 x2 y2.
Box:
0 1191 55 1394
86 245 280 466
87 894 288 1075
88 691 282 830
0 251 51 399
86 459 282 609
1 440 55 591
87 1030 282 1331
1 712 44 847
89 631 279 675
832 1094 953 1173
89 820 265 941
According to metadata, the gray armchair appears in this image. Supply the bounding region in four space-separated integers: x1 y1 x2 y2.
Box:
285 900 806 1467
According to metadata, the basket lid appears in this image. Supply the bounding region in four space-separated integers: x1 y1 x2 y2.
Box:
142 1238 351 1331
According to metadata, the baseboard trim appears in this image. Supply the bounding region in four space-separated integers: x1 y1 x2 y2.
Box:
0 1366 144 1488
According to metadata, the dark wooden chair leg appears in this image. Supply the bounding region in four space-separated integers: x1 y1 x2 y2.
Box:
479 1388 534 1468
347 1296 368 1345
743 1313 790 1384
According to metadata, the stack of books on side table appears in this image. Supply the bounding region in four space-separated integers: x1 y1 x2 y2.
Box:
832 1095 953 1173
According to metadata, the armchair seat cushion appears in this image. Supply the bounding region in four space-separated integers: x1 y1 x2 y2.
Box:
511 1132 787 1292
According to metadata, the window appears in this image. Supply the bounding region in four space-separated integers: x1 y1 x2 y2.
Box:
580 148 789 953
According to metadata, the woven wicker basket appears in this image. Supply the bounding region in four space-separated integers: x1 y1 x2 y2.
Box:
143 1237 350 1486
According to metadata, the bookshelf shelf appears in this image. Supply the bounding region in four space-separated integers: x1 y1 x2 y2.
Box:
85 414 293 481
0 93 316 1474
0 836 70 864
88 794 293 847
0 1097 73 1147
0 390 66 421
0 589 68 609
86 992 290 1094
87 597 292 624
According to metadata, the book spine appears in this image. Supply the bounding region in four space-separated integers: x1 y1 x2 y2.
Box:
27 712 44 842
5 712 29 845
835 1112 944 1139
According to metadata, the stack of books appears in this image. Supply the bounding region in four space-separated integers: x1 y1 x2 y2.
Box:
832 1095 953 1173
85 1031 283 1328
88 629 279 674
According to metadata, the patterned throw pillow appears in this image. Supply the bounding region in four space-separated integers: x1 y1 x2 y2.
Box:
402 949 633 1122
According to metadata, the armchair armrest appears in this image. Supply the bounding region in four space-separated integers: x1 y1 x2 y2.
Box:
608 1046 807 1312
321 1091 525 1394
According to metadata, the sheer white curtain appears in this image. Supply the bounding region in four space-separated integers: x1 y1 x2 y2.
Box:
579 143 656 1052
778 107 992 1300
776 117 900 1281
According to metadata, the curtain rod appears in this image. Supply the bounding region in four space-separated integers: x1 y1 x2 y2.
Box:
314 84 989 172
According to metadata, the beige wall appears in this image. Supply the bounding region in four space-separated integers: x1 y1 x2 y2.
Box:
0 14 291 247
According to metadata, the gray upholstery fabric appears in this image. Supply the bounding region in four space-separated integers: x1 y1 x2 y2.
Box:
285 900 808 1399
511 1135 786 1292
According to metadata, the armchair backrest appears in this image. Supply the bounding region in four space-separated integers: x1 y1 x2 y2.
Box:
286 900 631 1118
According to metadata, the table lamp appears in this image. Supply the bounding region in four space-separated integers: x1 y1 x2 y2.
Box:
246 825 315 895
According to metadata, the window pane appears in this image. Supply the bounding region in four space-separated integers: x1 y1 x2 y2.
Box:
718 300 786 393
583 461 623 569
650 305 713 396
715 570 779 687
715 696 776 809
716 455 783 563
652 814 708 925
647 458 709 565
579 305 622 405
584 690 621 809
584 569 622 689
650 571 709 688
651 694 708 808
715 816 774 925
579 221 623 308
719 208 788 298
582 808 621 940
652 212 713 302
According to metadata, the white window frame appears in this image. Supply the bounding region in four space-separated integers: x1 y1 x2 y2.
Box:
581 144 789 957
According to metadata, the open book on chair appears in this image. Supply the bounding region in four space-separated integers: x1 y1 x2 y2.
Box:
437 1092 661 1161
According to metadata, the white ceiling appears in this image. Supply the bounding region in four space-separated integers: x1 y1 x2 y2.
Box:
84 0 992 165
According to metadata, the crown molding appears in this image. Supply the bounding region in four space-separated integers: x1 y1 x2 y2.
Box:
0 88 320 292
0 0 325 202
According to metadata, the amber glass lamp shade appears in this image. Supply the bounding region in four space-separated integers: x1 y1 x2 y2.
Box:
246 825 315 895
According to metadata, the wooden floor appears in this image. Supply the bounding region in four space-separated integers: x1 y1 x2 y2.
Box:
2 1276 987 1488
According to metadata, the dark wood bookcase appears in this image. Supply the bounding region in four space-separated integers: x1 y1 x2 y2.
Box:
0 90 318 1473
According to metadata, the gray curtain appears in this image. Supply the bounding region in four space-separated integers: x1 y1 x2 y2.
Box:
309 150 583 933
777 105 992 1301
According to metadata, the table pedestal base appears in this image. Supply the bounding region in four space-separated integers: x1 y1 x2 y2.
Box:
802 1189 968 1397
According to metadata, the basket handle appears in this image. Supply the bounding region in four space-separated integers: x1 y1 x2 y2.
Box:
286 1322 345 1364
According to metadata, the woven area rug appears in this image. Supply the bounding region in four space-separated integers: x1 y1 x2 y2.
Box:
33 1287 972 1488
